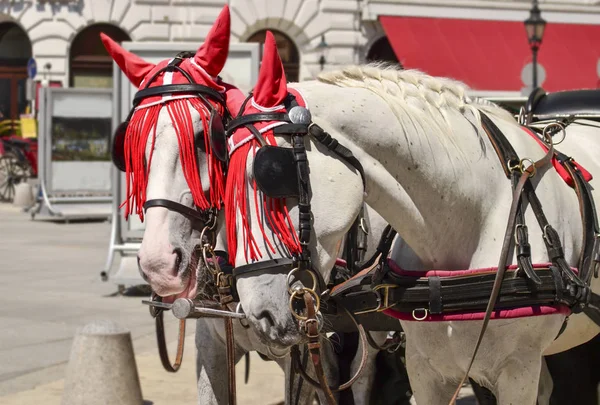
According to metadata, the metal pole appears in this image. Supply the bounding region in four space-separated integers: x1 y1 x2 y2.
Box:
532 46 538 89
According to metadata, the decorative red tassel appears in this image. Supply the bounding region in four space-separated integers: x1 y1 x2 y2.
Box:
121 98 225 221
225 131 302 265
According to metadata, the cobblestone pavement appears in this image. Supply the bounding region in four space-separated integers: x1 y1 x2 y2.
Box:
0 202 477 404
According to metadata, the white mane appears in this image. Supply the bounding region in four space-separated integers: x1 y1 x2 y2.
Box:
317 64 516 157
318 64 513 119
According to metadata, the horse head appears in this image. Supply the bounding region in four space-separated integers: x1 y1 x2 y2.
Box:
104 5 244 302
225 31 364 347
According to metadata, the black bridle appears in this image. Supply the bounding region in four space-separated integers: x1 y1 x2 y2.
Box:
228 92 366 296
111 51 230 226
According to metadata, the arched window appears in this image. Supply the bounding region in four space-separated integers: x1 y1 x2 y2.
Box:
0 22 32 120
247 29 299 82
367 37 403 68
70 24 130 88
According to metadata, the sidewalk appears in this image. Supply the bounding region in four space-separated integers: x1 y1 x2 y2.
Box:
0 334 286 405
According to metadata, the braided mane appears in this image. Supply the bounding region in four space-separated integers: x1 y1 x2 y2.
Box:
318 64 516 124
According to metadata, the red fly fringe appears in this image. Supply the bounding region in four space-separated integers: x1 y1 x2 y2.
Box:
122 104 161 220
225 135 302 265
121 98 226 221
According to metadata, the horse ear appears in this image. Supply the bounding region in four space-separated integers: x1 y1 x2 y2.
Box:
253 31 287 108
194 5 230 77
100 33 155 88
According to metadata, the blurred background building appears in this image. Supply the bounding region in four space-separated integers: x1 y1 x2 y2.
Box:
0 0 599 120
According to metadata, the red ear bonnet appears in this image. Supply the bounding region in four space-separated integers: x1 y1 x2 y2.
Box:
100 33 155 88
252 31 288 108
194 5 230 77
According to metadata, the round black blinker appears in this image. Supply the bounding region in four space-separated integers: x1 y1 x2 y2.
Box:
112 121 128 172
209 111 228 162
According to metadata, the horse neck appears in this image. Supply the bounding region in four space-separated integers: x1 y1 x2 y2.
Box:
296 81 514 269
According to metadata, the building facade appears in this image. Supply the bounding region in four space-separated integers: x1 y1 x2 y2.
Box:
0 0 599 119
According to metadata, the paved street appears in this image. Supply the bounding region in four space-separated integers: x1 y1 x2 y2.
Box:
0 202 476 404
0 203 285 405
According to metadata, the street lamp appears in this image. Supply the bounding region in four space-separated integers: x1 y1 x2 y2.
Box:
316 35 329 71
524 0 546 89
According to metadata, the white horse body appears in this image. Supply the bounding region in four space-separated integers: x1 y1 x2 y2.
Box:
230 60 600 404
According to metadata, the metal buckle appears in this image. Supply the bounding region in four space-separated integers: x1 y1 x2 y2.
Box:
353 284 397 315
302 318 320 338
353 290 382 315
373 284 397 311
514 224 528 245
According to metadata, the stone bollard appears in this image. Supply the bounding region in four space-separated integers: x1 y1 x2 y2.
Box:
62 320 143 405
12 182 33 208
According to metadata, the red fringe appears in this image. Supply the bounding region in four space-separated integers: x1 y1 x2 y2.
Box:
225 133 302 265
121 98 225 221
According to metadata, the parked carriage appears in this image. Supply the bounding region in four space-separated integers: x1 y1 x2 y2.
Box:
0 118 38 202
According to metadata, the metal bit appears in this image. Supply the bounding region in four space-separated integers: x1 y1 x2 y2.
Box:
143 298 246 320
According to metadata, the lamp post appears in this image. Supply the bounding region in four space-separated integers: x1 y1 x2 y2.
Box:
524 0 546 89
316 35 329 72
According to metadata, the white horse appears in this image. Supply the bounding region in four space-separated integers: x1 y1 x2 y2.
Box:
103 7 391 404
221 31 600 405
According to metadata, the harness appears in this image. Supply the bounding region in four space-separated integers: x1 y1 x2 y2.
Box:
122 69 600 405
226 87 600 403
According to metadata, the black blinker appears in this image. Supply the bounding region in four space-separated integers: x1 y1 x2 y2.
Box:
112 121 128 172
209 111 228 162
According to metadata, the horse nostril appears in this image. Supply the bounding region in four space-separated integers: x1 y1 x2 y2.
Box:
257 309 276 328
173 248 183 275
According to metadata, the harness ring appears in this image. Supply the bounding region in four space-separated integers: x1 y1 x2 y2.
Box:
286 267 318 295
543 122 566 146
412 308 429 321
289 288 321 321
519 158 537 178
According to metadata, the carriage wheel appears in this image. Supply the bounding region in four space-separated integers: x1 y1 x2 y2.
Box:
0 153 30 202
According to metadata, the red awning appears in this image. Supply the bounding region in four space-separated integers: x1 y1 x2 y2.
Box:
379 16 600 92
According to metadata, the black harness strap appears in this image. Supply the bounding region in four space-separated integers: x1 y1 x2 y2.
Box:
134 84 225 107
226 113 290 136
143 199 213 223
309 124 366 190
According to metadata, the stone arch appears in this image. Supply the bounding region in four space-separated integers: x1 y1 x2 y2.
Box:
247 29 300 82
229 0 333 80
69 23 130 88
0 21 32 119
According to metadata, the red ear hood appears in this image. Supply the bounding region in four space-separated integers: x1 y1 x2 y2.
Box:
100 33 155 88
253 31 287 108
194 5 230 77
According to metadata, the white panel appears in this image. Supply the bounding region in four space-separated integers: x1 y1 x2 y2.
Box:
52 91 112 118
51 162 112 191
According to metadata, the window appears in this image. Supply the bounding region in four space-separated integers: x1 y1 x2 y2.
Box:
247 30 299 82
367 37 403 68
0 23 32 121
70 24 130 88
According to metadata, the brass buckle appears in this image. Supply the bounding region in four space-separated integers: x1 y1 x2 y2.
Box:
373 284 397 311
216 272 232 288
354 284 397 315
